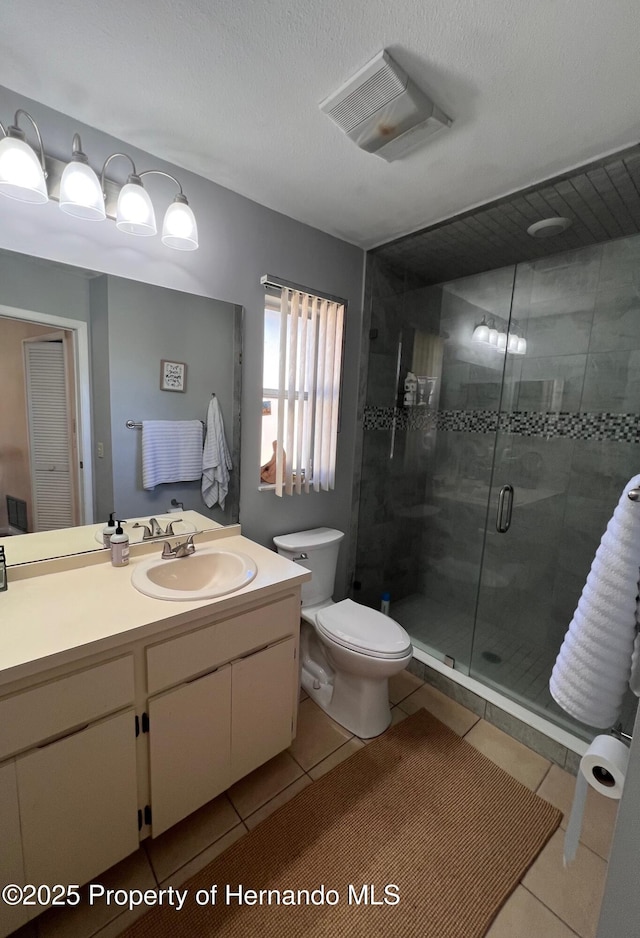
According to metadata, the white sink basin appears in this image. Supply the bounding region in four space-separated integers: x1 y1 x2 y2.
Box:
131 547 258 601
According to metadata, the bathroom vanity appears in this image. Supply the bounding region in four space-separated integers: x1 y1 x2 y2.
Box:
0 524 309 936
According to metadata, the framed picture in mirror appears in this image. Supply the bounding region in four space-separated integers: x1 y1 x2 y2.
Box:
160 359 187 392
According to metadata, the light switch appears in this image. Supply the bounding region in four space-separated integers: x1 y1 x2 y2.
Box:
97 442 104 458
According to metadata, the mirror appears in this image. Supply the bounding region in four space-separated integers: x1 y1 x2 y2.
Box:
0 247 242 565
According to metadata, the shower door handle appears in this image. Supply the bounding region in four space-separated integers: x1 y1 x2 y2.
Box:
496 484 514 533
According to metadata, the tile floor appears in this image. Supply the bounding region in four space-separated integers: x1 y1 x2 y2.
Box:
19 669 616 938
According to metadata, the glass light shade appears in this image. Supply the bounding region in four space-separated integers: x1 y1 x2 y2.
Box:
0 135 48 203
116 182 156 236
496 331 508 352
472 320 490 344
516 336 527 355
162 199 198 251
59 161 105 220
507 331 520 353
487 325 498 347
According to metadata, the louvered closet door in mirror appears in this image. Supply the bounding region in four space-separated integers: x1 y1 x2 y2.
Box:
23 333 79 531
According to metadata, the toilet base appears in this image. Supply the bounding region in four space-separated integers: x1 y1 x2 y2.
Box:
301 662 393 739
298 618 412 739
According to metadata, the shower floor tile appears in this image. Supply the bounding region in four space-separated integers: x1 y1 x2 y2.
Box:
391 592 595 737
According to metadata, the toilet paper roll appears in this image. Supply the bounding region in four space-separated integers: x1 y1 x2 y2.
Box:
564 734 629 865
580 734 629 799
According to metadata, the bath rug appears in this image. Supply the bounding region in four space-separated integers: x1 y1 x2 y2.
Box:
121 708 561 938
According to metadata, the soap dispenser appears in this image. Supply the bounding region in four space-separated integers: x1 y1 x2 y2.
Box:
102 512 117 548
110 521 129 567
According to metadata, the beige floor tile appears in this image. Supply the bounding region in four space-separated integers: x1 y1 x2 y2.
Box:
361 705 410 745
38 848 155 938
389 704 410 728
288 698 352 770
158 824 247 889
244 776 312 830
537 764 619 860
308 737 365 779
388 668 424 704
523 829 607 938
487 885 580 937
227 751 304 818
398 684 480 736
143 793 241 883
299 688 308 701
464 719 551 790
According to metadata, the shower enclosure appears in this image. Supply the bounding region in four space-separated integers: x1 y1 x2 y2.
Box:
356 231 640 741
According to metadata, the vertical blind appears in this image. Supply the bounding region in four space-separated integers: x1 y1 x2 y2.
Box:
270 286 345 496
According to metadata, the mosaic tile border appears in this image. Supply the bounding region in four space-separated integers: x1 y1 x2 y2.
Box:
363 406 640 442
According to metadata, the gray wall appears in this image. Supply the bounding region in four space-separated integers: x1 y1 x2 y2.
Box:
89 276 113 519
0 84 365 597
0 251 91 322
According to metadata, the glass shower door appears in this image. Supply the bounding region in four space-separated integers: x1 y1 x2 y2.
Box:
358 262 516 673
468 245 613 734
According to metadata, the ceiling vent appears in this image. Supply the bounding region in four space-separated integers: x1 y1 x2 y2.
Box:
320 50 451 162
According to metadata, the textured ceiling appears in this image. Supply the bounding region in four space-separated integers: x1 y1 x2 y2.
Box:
1 0 639 248
373 145 640 283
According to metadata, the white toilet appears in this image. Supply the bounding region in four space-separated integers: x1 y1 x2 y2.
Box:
273 527 413 738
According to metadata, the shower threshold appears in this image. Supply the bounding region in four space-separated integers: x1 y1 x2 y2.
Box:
411 644 588 758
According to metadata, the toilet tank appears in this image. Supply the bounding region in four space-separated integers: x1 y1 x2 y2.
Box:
273 528 345 607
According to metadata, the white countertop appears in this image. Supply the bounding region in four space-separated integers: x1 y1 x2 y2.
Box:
0 527 310 689
0 510 223 566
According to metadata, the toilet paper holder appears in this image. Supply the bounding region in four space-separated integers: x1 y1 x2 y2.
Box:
611 722 633 742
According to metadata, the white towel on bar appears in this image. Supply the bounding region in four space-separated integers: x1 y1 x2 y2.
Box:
549 473 640 728
142 420 204 490
201 397 232 509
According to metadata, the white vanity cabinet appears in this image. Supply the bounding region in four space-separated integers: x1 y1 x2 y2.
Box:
0 575 302 938
0 657 139 938
0 761 28 935
145 592 299 836
148 665 233 836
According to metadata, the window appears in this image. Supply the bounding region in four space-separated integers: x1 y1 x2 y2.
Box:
261 280 345 496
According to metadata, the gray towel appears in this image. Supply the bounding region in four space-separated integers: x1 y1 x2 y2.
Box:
201 397 232 509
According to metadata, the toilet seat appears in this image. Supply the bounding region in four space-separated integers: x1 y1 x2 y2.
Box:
316 599 411 659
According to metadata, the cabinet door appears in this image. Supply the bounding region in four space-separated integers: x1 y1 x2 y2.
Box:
231 637 296 782
16 709 139 888
148 664 231 837
0 761 29 938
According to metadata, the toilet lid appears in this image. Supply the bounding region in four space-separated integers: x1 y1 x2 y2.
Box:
316 599 412 659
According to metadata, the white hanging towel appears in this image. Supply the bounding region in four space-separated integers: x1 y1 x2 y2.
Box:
201 396 232 509
549 473 640 728
142 420 204 490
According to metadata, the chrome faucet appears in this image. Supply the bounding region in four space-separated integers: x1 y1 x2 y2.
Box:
133 517 183 539
161 532 200 559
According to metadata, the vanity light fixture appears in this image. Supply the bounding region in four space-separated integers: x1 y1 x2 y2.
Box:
472 316 490 343
102 154 157 237
509 321 527 355
0 107 199 251
0 109 48 203
507 330 520 354
59 134 105 220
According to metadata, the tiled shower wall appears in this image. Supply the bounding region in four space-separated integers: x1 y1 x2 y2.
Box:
356 233 640 734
